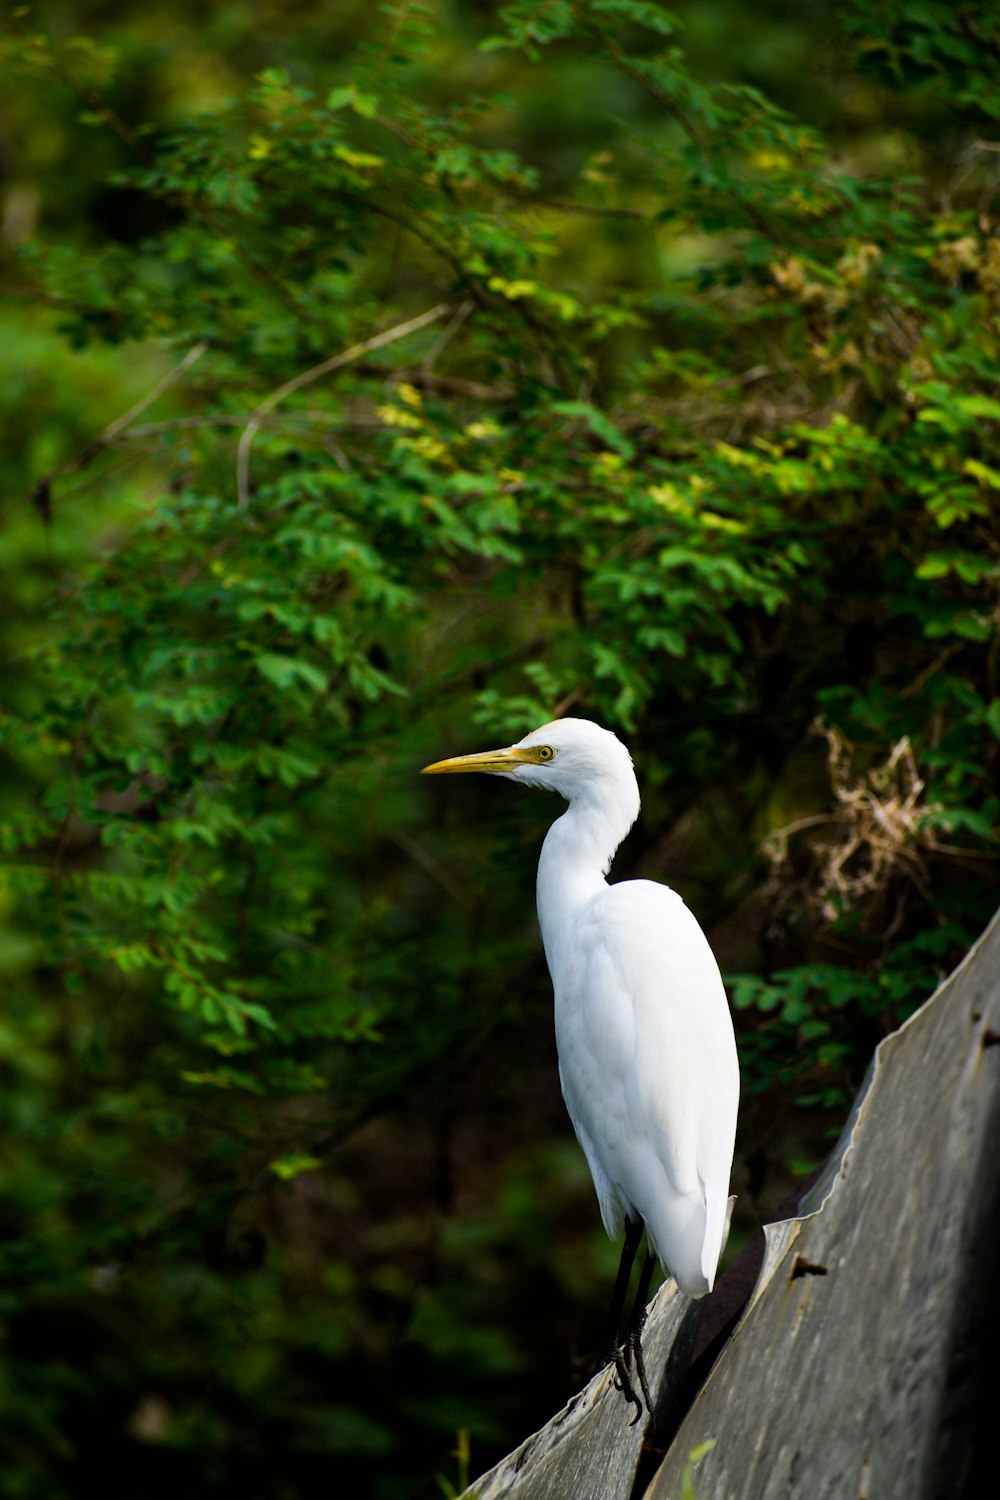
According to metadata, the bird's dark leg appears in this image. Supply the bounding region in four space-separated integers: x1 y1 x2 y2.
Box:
606 1219 647 1422
622 1249 657 1419
607 1216 644 1348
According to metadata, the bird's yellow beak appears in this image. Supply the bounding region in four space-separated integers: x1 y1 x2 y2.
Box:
422 745 542 775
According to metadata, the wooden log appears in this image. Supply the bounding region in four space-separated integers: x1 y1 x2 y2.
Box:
463 908 1000 1499
465 1276 699 1499
648 905 1000 1500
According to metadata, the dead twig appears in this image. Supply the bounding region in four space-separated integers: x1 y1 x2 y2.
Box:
235 302 452 509
764 722 943 923
26 342 208 519
421 299 475 373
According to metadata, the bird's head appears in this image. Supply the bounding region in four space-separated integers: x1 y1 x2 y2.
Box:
423 717 637 808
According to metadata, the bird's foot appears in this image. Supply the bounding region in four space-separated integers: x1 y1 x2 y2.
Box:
612 1344 644 1425
610 1314 652 1424
628 1323 654 1417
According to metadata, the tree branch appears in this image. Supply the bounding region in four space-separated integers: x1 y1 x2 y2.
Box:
235 302 452 508
27 342 208 520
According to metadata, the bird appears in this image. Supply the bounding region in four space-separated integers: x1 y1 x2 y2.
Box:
423 717 739 1418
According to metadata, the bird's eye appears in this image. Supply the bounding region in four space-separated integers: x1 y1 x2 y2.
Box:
536 745 555 761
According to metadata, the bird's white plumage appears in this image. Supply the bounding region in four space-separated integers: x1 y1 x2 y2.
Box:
550 879 737 1293
424 717 739 1298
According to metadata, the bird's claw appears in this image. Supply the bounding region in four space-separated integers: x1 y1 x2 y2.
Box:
612 1345 644 1423
630 1332 654 1417
610 1323 652 1422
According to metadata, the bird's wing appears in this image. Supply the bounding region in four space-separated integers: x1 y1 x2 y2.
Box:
553 879 738 1295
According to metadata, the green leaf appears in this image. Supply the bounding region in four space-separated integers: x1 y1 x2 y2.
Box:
254 652 330 695
270 1153 323 1180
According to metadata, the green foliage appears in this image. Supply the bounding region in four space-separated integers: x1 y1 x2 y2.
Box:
2 0 1000 1494
681 1438 717 1500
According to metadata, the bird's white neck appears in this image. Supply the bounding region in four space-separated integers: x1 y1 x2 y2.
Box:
535 776 640 971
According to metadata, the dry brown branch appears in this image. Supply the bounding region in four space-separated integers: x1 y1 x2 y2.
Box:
235 302 452 509
26 342 208 519
367 366 513 401
764 721 943 923
420 298 475 372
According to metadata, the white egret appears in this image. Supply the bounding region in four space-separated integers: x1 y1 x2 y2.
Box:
423 717 739 1416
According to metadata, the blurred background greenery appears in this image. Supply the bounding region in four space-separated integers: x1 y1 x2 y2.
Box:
2 1 999 1495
